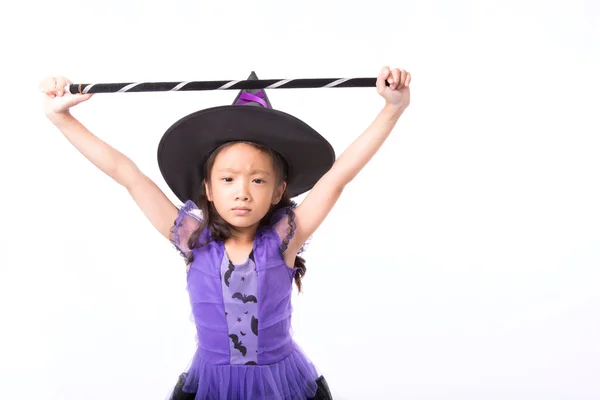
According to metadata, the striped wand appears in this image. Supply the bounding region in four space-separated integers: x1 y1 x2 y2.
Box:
66 78 382 94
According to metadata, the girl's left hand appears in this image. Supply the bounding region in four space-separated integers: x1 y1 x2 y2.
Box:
376 66 411 110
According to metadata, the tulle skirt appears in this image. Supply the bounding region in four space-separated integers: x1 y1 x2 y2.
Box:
167 343 333 400
170 374 333 400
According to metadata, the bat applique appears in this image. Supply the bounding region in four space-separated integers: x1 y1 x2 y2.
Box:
224 261 235 287
232 293 258 303
251 316 258 336
229 334 247 357
240 331 247 336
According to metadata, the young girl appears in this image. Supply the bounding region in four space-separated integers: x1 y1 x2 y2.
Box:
39 66 411 400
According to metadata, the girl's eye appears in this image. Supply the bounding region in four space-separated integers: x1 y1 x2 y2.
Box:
253 179 265 184
222 177 233 182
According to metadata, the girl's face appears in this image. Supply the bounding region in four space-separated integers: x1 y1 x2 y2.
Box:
205 142 286 231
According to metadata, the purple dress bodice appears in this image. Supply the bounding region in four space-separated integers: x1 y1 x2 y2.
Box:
171 200 319 400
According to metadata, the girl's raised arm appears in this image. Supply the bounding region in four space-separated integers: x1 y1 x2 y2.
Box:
285 67 411 257
41 76 178 240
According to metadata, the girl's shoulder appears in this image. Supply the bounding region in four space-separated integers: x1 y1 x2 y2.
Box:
171 200 204 263
178 200 203 222
267 204 309 255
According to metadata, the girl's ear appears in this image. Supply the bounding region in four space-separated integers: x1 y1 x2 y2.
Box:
272 181 287 204
204 180 213 201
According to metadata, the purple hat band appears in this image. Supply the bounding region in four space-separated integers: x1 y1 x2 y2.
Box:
235 90 268 108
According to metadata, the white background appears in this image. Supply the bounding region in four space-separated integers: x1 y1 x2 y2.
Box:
1 0 599 399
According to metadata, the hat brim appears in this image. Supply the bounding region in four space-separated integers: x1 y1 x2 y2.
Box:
157 105 335 203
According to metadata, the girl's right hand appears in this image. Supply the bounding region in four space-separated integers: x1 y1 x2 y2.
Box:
39 76 93 119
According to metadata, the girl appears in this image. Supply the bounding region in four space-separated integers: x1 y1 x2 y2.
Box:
39 66 411 400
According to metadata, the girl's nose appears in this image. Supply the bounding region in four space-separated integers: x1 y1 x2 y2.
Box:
236 183 250 201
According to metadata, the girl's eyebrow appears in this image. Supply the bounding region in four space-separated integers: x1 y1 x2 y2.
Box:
216 168 271 176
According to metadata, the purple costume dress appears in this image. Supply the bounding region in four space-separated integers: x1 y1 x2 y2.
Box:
168 201 330 400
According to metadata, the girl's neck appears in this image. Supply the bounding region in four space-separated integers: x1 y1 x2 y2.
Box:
224 225 258 264
227 224 258 245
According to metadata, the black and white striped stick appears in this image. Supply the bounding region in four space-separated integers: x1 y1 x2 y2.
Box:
66 77 382 94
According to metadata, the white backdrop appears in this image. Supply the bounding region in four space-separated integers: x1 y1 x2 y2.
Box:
1 0 599 399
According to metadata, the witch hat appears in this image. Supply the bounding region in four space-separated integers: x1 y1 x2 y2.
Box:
157 71 335 203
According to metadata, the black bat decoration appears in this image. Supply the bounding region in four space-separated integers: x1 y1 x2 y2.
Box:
240 331 247 336
224 261 235 287
229 334 247 357
232 293 258 303
251 316 259 336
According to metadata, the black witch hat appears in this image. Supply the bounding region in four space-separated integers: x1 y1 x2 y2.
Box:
157 71 335 203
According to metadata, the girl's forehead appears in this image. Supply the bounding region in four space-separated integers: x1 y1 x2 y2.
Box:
213 143 274 171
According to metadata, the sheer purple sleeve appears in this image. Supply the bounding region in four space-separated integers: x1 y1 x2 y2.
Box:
270 205 310 256
170 200 203 262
